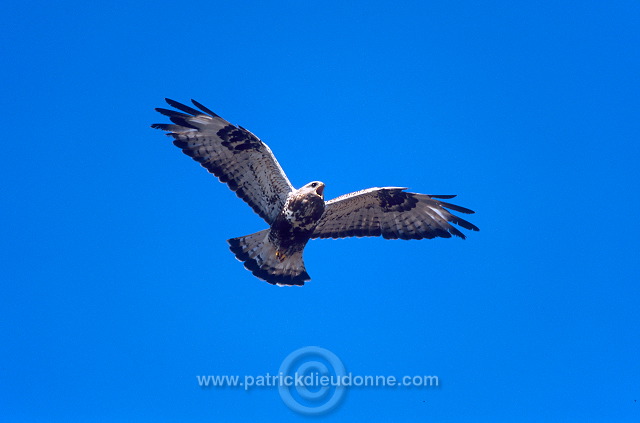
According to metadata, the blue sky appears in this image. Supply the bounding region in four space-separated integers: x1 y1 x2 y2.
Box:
1 0 639 421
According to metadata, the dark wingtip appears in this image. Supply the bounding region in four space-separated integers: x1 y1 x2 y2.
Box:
151 123 180 132
439 200 476 215
191 99 219 117
164 97 181 108
165 98 202 116
449 226 466 239
155 107 190 118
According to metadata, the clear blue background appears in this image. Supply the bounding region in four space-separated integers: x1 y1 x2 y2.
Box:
1 1 639 421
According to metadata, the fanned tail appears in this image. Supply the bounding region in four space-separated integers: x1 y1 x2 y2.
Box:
227 230 310 286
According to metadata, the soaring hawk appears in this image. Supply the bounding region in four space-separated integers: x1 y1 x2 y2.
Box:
152 99 479 286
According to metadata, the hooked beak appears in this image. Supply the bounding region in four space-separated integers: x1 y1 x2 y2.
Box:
315 183 325 198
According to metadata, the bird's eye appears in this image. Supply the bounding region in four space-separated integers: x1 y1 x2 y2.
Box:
311 183 317 187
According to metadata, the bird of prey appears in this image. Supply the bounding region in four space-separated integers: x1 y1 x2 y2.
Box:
152 99 479 286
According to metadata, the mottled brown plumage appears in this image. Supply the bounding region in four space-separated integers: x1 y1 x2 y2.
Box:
152 99 479 286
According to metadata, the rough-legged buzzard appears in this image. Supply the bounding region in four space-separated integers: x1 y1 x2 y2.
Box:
152 99 479 286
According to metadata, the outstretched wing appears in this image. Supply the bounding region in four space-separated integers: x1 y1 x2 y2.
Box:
152 99 293 224
311 187 479 240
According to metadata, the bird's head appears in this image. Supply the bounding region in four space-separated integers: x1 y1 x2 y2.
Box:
303 181 325 199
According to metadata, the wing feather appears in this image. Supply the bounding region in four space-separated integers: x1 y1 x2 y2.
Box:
312 187 479 240
152 99 293 224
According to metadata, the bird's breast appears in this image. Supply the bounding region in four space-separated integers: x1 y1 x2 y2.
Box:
274 193 325 237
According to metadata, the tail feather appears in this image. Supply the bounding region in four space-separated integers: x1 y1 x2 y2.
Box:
227 230 310 286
